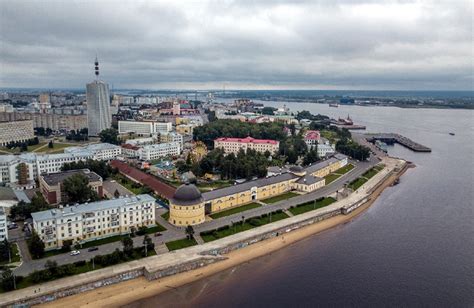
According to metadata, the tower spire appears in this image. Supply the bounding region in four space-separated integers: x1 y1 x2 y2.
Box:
94 56 99 79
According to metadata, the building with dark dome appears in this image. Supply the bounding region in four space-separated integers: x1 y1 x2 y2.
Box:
289 165 306 177
169 183 205 226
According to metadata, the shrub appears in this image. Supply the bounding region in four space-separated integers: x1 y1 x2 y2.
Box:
74 260 86 267
248 218 261 227
93 255 104 265
275 209 283 213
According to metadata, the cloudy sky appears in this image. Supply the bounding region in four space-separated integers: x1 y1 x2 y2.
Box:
0 0 472 90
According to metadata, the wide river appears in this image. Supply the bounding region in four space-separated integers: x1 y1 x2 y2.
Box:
133 103 474 307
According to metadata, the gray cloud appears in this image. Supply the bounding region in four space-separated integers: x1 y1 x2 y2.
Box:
0 0 472 90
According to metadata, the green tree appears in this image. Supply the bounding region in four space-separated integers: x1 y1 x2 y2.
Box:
48 140 54 148
185 225 195 240
143 234 154 256
121 236 134 256
44 260 58 276
261 106 276 115
114 189 120 198
303 148 319 166
28 231 45 259
1 268 15 291
99 128 120 144
62 173 99 204
0 239 11 263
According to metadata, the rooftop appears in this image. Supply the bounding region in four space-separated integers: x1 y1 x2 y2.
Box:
215 137 279 145
110 160 176 199
41 169 102 186
202 172 297 201
31 194 155 222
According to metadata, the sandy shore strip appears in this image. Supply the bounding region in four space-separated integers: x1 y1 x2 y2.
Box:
40 167 404 308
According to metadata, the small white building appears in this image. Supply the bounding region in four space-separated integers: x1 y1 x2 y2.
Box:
138 142 181 161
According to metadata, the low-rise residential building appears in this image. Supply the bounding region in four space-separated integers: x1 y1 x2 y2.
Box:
304 130 320 149
31 194 156 250
118 120 172 135
39 169 103 205
0 120 34 146
121 142 181 161
214 137 280 155
317 143 336 158
138 142 181 161
176 124 194 135
0 143 120 186
159 132 183 148
0 207 7 241
64 143 121 160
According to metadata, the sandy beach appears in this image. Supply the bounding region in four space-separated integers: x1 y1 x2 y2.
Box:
39 167 404 308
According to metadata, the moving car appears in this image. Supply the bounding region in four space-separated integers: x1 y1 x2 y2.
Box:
70 250 81 256
88 247 99 252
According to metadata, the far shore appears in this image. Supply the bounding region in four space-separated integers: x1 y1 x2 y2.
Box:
41 163 406 308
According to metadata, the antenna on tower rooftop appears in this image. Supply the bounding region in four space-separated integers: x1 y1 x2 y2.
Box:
94 56 99 79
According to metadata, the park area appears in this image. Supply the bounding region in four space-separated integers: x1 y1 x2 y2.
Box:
261 192 299 204
348 164 384 190
165 238 198 251
324 163 354 184
288 197 336 216
201 210 289 242
209 202 261 219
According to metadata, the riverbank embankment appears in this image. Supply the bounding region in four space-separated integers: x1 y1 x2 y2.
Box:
0 157 406 307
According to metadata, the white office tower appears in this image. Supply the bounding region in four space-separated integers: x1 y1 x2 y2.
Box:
87 57 112 136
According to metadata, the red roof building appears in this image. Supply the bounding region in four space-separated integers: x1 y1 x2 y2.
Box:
110 160 176 199
214 137 279 155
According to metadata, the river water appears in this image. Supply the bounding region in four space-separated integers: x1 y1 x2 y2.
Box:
132 103 474 307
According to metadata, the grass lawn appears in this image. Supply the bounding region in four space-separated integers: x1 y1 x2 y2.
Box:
165 238 198 251
196 180 233 192
201 211 290 242
324 173 342 184
0 243 20 265
348 178 368 190
261 192 299 204
79 234 128 249
289 197 336 216
209 202 261 219
320 130 340 144
145 223 167 233
112 174 148 195
161 211 170 220
334 163 354 175
35 143 71 154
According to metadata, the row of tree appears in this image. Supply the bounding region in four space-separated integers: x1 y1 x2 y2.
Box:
34 127 53 136
3 137 39 150
9 194 52 221
61 159 115 179
178 148 271 180
65 128 88 141
336 139 370 161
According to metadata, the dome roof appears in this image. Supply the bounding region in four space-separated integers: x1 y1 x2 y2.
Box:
171 183 203 206
289 165 304 173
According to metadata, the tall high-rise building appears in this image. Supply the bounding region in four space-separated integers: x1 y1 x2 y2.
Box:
86 57 111 136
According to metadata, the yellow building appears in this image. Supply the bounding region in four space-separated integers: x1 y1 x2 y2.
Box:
169 183 205 226
167 154 348 227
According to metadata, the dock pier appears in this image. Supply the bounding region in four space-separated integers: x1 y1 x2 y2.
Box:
366 133 431 152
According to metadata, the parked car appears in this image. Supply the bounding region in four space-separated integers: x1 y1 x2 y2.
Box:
7 223 18 230
154 232 162 237
70 250 81 256
88 247 99 252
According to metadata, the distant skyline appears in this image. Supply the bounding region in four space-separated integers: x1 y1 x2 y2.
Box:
0 0 472 90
